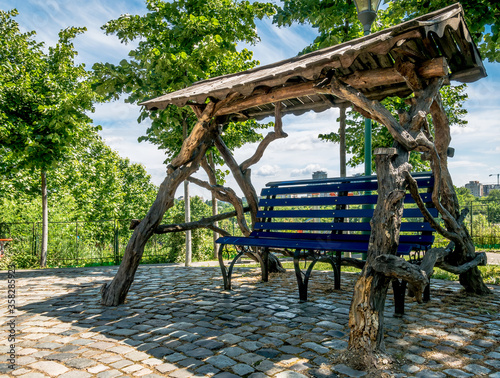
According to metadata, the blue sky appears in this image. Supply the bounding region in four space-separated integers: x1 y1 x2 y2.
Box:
3 0 500 198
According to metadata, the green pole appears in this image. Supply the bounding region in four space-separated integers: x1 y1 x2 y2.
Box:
364 117 372 176
361 30 372 261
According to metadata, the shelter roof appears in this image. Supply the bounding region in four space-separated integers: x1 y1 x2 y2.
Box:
141 3 486 121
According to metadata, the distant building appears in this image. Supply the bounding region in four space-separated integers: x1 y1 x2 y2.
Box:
465 181 483 197
312 171 327 180
483 184 500 196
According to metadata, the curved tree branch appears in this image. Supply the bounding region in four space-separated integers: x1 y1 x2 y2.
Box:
437 252 488 274
187 176 251 236
372 254 429 303
403 171 459 242
240 101 288 171
130 208 249 235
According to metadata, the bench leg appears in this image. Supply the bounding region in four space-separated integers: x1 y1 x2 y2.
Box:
335 251 341 290
293 249 308 302
218 244 231 290
423 282 431 302
261 247 269 282
392 279 407 317
218 244 247 291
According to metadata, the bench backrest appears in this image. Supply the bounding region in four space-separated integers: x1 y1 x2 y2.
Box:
253 172 437 251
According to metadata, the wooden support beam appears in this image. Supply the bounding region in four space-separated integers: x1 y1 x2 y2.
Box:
216 57 449 117
341 57 448 89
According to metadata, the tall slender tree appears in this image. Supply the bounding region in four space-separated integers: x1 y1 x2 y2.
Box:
0 9 100 266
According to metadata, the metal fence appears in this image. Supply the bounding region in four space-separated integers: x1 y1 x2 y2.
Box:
466 200 500 249
0 219 175 268
0 198 498 269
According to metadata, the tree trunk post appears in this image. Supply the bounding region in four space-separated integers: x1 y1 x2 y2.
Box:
209 152 219 259
348 146 411 366
100 97 233 306
183 120 192 267
40 169 48 268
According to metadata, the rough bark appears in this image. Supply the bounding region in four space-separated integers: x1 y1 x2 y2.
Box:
100 98 229 306
129 208 250 236
348 147 411 364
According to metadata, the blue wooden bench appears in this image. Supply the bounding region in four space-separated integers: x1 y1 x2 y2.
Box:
217 172 436 314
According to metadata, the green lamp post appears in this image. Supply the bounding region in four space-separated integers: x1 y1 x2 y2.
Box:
353 0 381 177
354 0 381 260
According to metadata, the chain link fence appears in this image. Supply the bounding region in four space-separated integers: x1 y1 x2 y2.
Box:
0 198 498 269
0 219 176 268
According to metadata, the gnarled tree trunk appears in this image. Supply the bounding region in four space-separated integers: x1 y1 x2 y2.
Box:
101 97 235 306
348 147 411 367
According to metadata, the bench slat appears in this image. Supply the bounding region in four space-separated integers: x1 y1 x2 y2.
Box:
250 231 434 246
261 177 434 196
254 221 435 232
257 208 438 219
216 235 414 255
258 193 433 208
266 171 434 188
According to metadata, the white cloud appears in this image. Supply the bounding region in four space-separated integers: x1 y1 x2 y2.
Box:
290 164 326 177
255 164 281 176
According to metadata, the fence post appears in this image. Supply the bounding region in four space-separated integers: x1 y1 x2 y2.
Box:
114 220 119 265
470 201 473 240
76 220 79 265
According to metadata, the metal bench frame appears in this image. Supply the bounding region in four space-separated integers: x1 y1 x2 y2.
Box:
217 172 436 314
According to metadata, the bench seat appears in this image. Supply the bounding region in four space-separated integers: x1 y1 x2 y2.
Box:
217 172 436 314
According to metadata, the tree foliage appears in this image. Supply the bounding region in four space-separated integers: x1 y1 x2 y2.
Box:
92 0 276 172
0 9 99 173
275 0 495 171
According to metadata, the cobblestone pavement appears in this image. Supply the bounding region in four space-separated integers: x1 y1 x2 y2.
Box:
1 264 499 378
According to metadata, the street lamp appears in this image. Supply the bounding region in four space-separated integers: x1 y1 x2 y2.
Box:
354 0 382 35
354 0 381 178
490 174 500 186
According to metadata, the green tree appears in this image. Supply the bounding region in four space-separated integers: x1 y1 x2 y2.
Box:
92 0 276 171
0 9 101 266
275 0 496 171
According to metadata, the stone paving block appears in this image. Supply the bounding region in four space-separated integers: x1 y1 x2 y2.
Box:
232 363 255 376
254 360 284 375
237 352 265 365
302 342 329 354
17 373 48 378
168 368 194 378
275 372 309 378
195 364 220 376
185 347 213 359
219 334 243 344
442 369 473 377
464 363 491 375
30 361 69 376
58 372 92 378
165 352 187 363
96 370 122 378
239 341 263 351
111 359 134 369
133 368 153 376
415 370 446 378
146 346 174 359
206 355 237 369
87 364 109 374
124 351 150 362
179 357 204 369
193 339 224 350
155 362 178 373
122 364 143 373
333 364 366 377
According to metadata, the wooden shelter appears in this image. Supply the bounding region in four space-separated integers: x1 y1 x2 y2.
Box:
103 4 490 359
141 3 485 120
